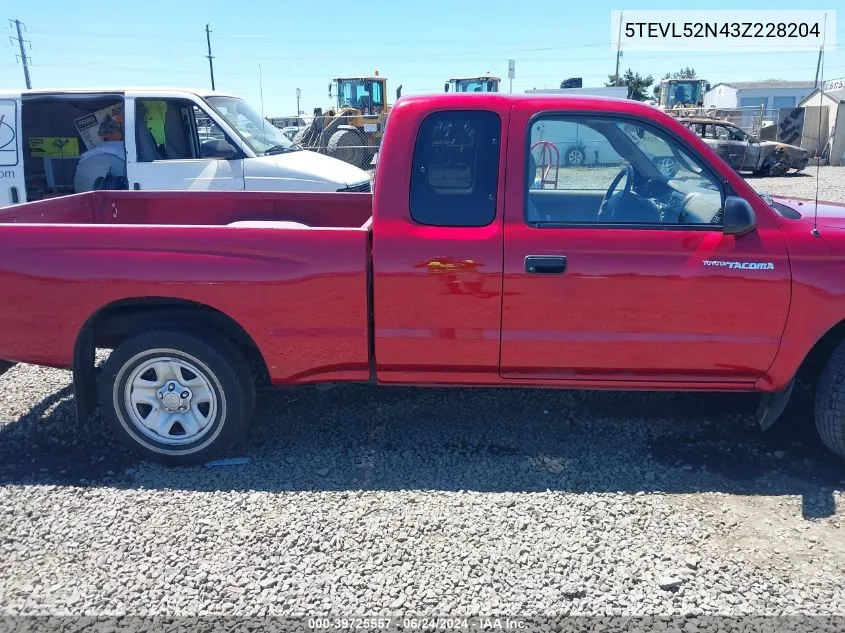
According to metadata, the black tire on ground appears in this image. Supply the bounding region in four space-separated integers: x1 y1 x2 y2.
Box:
813 341 845 459
565 146 586 167
327 128 366 168
98 329 256 466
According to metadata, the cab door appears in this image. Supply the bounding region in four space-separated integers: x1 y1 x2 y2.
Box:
371 108 506 383
0 96 25 205
125 96 245 192
500 105 791 386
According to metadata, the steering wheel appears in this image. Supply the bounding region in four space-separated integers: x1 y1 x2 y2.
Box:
598 163 634 222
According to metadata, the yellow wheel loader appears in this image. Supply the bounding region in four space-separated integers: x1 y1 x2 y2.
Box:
294 71 402 169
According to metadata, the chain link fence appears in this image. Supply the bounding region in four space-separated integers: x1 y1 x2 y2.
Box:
270 114 384 171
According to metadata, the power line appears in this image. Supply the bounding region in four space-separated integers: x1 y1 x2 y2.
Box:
9 18 32 88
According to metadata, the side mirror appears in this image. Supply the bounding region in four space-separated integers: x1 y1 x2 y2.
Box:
396 85 402 99
199 139 237 159
723 196 757 236
444 82 450 92
328 83 333 98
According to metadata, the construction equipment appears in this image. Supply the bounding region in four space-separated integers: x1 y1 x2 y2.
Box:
293 71 401 169
444 74 500 93
656 78 711 114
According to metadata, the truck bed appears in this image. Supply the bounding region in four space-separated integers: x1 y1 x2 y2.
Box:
0 190 373 228
0 190 373 384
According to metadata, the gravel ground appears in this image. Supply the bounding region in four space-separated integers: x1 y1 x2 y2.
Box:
1 360 844 623
2 171 845 626
747 165 845 204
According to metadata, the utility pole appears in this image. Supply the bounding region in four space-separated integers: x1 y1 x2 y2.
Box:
10 19 32 89
614 11 623 86
296 88 301 116
205 24 216 90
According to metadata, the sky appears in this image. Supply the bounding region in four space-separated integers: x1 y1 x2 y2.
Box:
1 0 843 117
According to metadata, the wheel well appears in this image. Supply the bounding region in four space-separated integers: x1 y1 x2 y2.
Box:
796 320 845 384
76 298 271 387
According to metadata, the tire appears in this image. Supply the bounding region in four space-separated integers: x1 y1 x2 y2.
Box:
327 128 366 168
98 329 256 466
813 341 845 460
565 146 586 167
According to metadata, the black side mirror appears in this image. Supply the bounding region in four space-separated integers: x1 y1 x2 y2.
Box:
200 139 237 159
396 85 402 99
444 82 450 92
723 196 757 236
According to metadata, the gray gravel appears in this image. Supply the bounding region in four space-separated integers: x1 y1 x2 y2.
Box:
1 360 844 620
2 171 845 622
747 165 845 204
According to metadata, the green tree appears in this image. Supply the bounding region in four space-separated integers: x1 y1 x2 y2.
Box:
652 67 697 100
606 68 655 101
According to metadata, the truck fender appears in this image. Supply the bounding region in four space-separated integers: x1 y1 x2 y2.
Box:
756 377 795 431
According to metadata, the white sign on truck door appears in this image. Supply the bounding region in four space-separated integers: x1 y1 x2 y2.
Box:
0 99 25 205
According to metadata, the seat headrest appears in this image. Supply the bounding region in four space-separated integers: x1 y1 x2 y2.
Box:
528 152 537 187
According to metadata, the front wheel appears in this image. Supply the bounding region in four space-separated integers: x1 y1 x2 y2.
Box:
326 128 366 168
813 341 845 460
98 329 256 465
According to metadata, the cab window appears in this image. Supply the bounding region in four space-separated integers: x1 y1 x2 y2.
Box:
371 82 383 106
135 99 234 162
526 114 724 227
410 110 501 227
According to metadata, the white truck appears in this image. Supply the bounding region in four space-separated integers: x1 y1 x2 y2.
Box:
0 87 373 206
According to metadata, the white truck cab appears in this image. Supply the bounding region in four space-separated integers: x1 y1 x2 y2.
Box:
0 87 372 206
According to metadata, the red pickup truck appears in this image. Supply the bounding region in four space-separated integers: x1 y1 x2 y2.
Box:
2 93 845 465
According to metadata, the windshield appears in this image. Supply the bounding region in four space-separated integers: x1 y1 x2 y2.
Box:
663 81 704 107
337 79 384 111
454 79 496 93
204 96 297 155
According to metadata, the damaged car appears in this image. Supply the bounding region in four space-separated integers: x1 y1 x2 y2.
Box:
676 116 809 177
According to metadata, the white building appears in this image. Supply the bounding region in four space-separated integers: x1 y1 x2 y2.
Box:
704 80 815 111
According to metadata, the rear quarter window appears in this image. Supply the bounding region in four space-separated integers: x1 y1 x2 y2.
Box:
409 110 501 227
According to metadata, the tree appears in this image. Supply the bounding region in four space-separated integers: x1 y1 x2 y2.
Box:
606 68 655 101
652 68 697 100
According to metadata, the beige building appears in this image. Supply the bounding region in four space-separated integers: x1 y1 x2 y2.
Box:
798 82 845 166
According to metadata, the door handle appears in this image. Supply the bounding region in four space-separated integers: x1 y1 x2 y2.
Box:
525 255 567 275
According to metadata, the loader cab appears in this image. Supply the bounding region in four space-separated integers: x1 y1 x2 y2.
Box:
658 79 711 109
332 76 389 115
444 76 501 93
